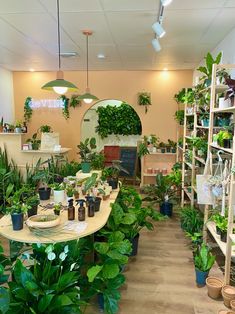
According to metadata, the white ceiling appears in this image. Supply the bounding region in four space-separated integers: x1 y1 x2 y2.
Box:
0 0 234 71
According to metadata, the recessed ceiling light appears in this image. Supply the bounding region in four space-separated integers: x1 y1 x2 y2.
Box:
60 52 78 58
29 68 35 72
97 53 106 59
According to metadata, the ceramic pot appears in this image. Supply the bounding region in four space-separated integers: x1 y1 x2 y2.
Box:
11 213 24 231
201 119 209 127
221 231 227 243
223 139 232 149
195 268 209 286
219 97 231 109
81 162 91 173
230 299 235 311
94 197 102 212
108 178 118 190
216 226 221 236
53 190 65 204
15 127 22 133
206 276 223 299
160 202 173 217
222 285 235 307
38 187 51 200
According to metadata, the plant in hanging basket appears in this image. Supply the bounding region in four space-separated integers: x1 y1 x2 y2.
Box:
70 94 82 108
138 92 151 113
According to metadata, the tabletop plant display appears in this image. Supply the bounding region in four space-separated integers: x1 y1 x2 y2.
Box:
77 137 97 173
26 132 41 150
138 91 151 113
6 185 30 230
194 243 216 286
143 172 180 217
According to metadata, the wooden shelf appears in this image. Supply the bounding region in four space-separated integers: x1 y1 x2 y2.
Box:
185 136 193 140
0 132 26 135
147 152 176 155
195 155 206 164
201 84 227 93
183 187 192 200
196 125 209 129
184 161 192 169
192 185 197 193
21 148 71 154
207 222 235 257
212 106 235 113
210 144 233 154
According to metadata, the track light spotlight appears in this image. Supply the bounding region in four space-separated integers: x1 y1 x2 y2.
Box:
161 0 173 6
152 38 161 52
152 22 166 38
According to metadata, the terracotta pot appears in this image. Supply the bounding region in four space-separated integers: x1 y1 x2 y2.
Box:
222 285 235 307
230 300 235 311
206 276 223 299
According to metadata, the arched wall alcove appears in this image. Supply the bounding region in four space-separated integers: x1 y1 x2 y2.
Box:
81 99 142 151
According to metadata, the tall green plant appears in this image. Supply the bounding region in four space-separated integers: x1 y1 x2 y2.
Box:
197 52 222 83
194 243 215 272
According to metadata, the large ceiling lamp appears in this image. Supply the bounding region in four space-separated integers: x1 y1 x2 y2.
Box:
78 30 99 104
41 0 78 95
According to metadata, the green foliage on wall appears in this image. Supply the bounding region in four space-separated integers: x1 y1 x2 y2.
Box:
95 102 142 139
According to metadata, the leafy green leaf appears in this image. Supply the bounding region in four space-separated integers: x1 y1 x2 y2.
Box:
0 287 10 314
94 242 109 255
24 281 42 298
102 263 119 279
107 250 128 265
122 213 136 225
87 265 103 282
13 260 36 288
38 294 54 313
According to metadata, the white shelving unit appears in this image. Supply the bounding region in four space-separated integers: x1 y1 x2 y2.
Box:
205 63 235 284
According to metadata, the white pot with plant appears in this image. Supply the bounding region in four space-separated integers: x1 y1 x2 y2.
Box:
15 120 22 133
53 183 65 204
219 97 230 109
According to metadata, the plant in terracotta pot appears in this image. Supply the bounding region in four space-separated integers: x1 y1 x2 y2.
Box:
77 137 97 173
26 132 41 150
206 276 223 299
6 187 30 230
194 243 216 286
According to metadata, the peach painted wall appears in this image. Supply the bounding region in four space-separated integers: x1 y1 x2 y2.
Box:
13 70 193 160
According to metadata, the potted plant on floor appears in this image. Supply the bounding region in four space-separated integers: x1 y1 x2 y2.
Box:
6 188 30 230
194 243 216 286
77 137 97 173
144 173 179 217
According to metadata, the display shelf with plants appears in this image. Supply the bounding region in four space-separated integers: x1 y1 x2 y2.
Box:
204 62 235 284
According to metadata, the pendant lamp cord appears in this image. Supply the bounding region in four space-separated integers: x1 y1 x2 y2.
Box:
86 34 89 88
57 0 61 70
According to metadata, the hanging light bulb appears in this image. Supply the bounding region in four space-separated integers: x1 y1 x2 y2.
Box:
78 30 99 103
41 0 78 94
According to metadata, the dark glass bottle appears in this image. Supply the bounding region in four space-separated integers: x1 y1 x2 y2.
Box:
22 122 27 133
68 199 75 220
77 199 86 221
88 202 95 217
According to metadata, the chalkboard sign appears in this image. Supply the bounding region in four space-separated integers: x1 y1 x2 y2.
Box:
119 147 137 178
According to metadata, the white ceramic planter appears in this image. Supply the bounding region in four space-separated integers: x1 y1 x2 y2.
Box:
219 97 230 109
15 127 22 133
54 190 65 203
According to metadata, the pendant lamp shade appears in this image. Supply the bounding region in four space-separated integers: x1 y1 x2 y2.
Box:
79 30 98 103
41 0 78 94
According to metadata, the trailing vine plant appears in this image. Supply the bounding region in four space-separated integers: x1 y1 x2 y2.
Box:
70 94 81 108
96 102 142 139
24 97 33 122
60 95 70 119
138 92 151 113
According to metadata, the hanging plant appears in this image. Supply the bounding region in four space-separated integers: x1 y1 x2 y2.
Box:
96 102 142 139
60 95 70 119
138 92 151 113
70 94 81 108
24 97 33 122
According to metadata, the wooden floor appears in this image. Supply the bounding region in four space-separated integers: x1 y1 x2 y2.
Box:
0 213 228 314
86 213 227 314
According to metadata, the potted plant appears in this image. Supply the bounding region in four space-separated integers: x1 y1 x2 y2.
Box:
210 212 224 235
190 136 208 158
101 161 128 190
224 77 235 107
52 182 65 204
216 216 228 242
198 109 209 127
14 120 22 133
77 137 97 173
194 243 216 286
214 130 233 148
159 142 166 153
54 202 62 215
26 132 41 150
174 110 184 125
143 173 179 217
65 184 75 202
216 68 230 85
26 194 40 217
6 188 30 230
33 167 53 200
197 52 222 87
39 125 52 133
138 92 151 113
168 139 177 153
